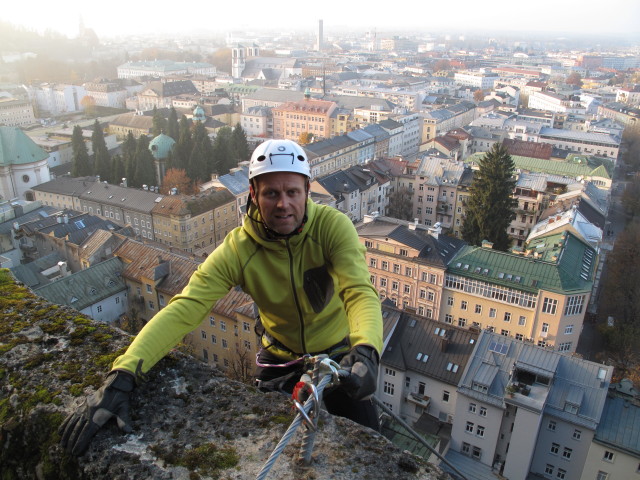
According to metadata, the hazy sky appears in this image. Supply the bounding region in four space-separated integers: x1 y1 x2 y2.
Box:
3 0 640 40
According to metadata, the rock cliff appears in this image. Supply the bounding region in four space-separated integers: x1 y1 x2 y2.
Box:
0 270 447 479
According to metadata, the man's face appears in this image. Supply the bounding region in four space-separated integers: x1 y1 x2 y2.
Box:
250 172 308 235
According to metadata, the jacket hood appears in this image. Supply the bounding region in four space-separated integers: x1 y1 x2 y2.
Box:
242 197 315 250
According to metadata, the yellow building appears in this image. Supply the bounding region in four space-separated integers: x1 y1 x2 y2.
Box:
272 97 337 141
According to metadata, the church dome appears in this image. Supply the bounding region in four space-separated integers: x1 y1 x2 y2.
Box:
193 105 206 123
149 133 176 160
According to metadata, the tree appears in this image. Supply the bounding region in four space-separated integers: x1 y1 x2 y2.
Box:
70 125 91 177
461 142 517 250
80 95 96 116
111 154 124 186
122 132 137 185
298 132 313 145
167 107 179 141
621 177 640 219
160 168 196 195
232 123 250 162
387 187 413 221
212 127 235 175
174 115 193 171
566 72 583 88
473 89 485 102
622 123 640 171
133 135 157 188
151 106 166 137
433 59 451 72
91 120 111 183
227 347 254 385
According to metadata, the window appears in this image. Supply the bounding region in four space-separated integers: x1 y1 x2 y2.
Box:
550 443 559 455
461 300 468 310
519 316 526 326
462 442 471 455
369 258 377 268
244 340 251 350
489 308 496 318
405 377 411 388
243 321 250 332
392 281 399 291
404 284 411 294
383 381 395 396
542 322 549 334
400 249 408 257
558 342 572 352
222 339 228 349
420 289 427 299
380 278 387 287
479 407 487 417
445 314 453 324
211 335 217 344
562 447 572 460
201 330 207 339
475 304 482 314
556 468 566 479
159 295 165 307
220 321 226 332
148 301 155 310
548 420 557 431
572 429 581 440
428 291 435 301
146 284 152 293
96 305 102 313
430 274 437 284
468 403 477 414
209 316 215 327
447 296 454 306
596 472 609 480
542 297 558 315
466 421 474 433
504 312 511 322
564 295 585 315
472 446 481 459
545 464 554 476
564 324 574 335
381 261 388 270
476 425 485 437
443 390 450 402
515 333 524 341
603 451 614 462
458 318 467 327
385 368 396 376
501 329 509 336
393 264 400 273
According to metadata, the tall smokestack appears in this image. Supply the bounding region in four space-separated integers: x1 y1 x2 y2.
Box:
317 19 323 52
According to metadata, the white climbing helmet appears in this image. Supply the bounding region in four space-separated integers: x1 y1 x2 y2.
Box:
248 139 310 180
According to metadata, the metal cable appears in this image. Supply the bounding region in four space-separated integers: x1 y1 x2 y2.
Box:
255 374 332 480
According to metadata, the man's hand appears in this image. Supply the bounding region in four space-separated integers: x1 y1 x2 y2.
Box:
59 370 135 456
338 345 379 401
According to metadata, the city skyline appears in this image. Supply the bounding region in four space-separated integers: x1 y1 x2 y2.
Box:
3 0 640 41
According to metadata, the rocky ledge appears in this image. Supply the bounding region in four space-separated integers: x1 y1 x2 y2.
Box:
0 269 448 479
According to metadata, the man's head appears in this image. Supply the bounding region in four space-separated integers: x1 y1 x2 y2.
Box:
248 140 310 236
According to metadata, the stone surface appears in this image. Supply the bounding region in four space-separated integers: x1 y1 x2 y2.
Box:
0 272 448 479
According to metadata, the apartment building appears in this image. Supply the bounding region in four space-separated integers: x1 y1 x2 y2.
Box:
448 331 613 480
202 164 250 223
442 230 596 354
538 128 621 161
304 134 361 178
0 98 36 127
151 188 237 254
510 173 548 246
25 83 86 117
183 286 258 372
357 215 465 320
136 80 198 111
116 61 215 79
83 80 128 109
379 307 479 425
454 71 499 90
528 91 586 115
597 102 640 129
330 84 424 111
420 101 476 143
272 97 337 141
240 106 271 137
312 164 390 222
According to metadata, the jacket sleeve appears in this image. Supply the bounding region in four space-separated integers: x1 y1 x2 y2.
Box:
325 211 383 355
111 234 243 376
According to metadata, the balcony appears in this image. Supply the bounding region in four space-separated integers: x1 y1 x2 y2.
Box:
406 392 431 408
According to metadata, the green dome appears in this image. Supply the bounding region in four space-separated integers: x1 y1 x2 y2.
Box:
149 133 176 160
193 105 206 122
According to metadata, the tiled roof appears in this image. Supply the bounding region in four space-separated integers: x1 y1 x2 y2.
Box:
503 138 553 159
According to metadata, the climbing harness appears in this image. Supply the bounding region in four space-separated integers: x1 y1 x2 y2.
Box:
255 354 342 480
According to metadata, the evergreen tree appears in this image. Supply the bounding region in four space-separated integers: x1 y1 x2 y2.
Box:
133 135 157 188
193 121 213 181
167 107 179 141
152 106 167 137
71 125 91 177
111 154 124 186
387 187 413 220
91 120 111 182
232 123 250 162
461 142 517 250
212 126 234 175
175 115 193 171
121 132 137 186
187 142 207 183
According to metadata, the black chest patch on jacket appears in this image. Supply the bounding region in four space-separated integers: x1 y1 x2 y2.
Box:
303 265 334 313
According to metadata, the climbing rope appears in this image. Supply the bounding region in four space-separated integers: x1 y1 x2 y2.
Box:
255 355 340 480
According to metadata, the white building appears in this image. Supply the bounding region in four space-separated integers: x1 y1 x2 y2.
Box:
454 71 499 90
0 127 50 202
25 83 86 117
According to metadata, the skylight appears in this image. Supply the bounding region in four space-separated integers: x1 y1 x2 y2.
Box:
488 341 509 355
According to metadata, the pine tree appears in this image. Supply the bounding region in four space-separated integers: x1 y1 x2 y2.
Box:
175 115 193 171
91 120 111 182
152 106 166 137
133 135 157 188
122 132 137 186
193 122 213 181
111 154 124 186
71 125 91 177
232 123 249 162
212 126 234 175
461 142 517 250
167 107 179 141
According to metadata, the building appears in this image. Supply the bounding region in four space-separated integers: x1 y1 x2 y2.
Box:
0 126 51 202
0 97 36 127
240 106 271 138
510 173 548 246
136 80 198 111
116 60 215 79
108 114 154 140
454 71 499 90
447 331 613 480
357 214 465 319
83 80 129 109
25 83 86 117
33 257 127 323
272 96 337 141
442 230 597 354
231 45 260 79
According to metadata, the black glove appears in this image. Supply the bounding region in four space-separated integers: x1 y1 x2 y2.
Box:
339 345 379 401
59 370 135 456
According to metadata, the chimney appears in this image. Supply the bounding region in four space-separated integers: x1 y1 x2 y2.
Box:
363 212 379 224
428 222 442 239
408 218 419 231
121 178 128 188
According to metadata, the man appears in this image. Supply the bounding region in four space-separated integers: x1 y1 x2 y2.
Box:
59 139 383 456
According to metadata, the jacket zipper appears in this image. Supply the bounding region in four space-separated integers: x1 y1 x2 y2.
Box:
286 238 306 353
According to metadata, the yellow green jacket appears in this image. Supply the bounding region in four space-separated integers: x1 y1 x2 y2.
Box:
112 199 383 376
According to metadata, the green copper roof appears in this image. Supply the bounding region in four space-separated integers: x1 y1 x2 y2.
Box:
0 127 49 167
149 133 176 160
448 231 595 294
465 153 610 180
